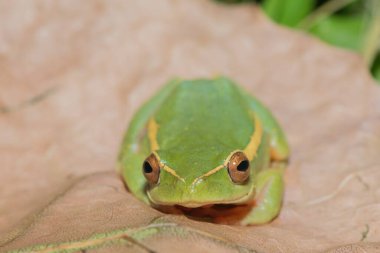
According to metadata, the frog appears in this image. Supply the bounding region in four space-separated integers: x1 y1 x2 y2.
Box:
118 77 289 225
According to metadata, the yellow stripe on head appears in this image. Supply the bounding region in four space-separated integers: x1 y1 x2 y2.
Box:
161 164 185 182
150 148 184 183
243 114 263 160
148 118 160 151
191 165 224 187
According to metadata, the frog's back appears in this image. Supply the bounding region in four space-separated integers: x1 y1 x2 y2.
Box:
153 78 255 176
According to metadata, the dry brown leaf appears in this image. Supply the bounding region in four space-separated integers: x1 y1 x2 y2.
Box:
1 0 380 252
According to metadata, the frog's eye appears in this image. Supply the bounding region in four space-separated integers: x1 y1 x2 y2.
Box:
142 153 160 185
227 151 250 184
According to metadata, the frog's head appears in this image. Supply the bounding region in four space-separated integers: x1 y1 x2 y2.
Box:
142 148 258 208
141 113 264 208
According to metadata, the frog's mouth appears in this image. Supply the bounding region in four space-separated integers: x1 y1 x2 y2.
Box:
154 203 254 224
146 182 256 208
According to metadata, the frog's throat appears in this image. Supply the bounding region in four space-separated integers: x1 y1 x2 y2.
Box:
147 115 263 184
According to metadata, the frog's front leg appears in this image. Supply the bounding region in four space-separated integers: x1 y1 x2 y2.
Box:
240 166 284 225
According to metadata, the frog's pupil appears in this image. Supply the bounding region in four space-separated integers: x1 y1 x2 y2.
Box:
143 161 153 173
237 160 249 171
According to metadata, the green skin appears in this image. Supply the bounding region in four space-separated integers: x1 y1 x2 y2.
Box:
118 77 289 225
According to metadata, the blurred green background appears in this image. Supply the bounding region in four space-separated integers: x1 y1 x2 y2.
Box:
216 0 380 83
